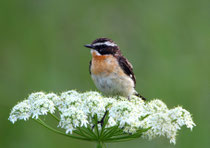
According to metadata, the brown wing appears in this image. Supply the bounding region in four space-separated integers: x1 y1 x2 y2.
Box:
117 56 136 87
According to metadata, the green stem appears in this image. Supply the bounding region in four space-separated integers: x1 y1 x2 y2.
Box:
96 141 103 148
101 126 118 139
73 129 90 139
34 118 91 141
99 111 109 138
49 113 60 122
55 106 62 114
77 127 94 139
86 125 98 139
94 115 100 139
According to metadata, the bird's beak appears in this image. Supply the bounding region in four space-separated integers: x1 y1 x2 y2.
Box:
84 44 94 49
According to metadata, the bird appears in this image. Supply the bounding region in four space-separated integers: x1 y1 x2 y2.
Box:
84 38 146 101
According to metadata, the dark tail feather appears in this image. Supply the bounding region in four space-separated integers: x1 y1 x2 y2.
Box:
135 93 147 101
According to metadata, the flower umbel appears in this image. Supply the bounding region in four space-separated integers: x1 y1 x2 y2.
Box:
28 92 56 119
9 90 195 146
9 100 31 123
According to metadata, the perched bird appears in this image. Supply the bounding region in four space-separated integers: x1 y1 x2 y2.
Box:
84 38 146 101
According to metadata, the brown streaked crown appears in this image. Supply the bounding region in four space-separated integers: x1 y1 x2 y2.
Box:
92 38 114 44
84 38 121 55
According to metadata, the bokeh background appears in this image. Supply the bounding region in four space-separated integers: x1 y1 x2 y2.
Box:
0 0 209 148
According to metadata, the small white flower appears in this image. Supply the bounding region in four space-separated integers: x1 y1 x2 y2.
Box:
46 93 60 106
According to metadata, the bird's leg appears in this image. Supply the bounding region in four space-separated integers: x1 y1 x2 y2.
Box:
98 110 108 126
91 110 108 129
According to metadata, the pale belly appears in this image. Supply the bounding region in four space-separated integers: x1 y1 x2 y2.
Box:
91 73 135 97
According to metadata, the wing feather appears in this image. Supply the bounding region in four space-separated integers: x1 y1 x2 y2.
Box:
117 56 136 87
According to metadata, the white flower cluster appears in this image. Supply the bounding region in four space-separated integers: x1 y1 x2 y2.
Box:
9 90 195 144
9 100 31 123
9 92 56 122
28 92 55 119
140 100 196 144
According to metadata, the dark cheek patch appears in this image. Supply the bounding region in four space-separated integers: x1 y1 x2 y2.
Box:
97 47 117 55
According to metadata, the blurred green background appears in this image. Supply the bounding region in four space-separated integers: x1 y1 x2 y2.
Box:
0 0 209 147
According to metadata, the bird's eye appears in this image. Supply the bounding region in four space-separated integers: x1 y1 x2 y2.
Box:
98 49 103 53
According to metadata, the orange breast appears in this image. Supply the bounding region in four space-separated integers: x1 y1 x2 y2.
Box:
91 51 118 76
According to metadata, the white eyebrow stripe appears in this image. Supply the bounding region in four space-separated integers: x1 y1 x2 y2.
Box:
93 41 117 47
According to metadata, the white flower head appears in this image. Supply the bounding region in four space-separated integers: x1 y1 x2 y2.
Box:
57 90 89 134
168 106 196 130
28 92 55 119
9 90 195 144
81 91 106 118
9 100 31 123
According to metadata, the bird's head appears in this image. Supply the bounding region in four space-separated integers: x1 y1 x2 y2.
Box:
84 38 121 56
